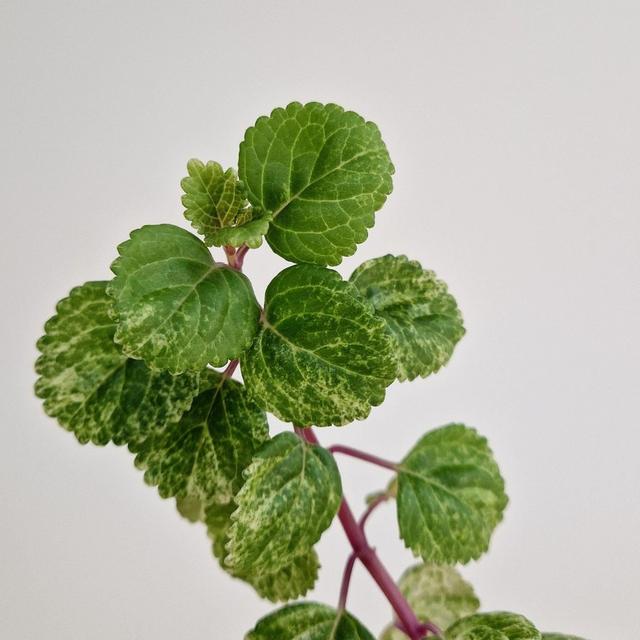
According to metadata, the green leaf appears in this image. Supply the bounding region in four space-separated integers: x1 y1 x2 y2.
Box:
446 612 540 640
241 264 396 426
244 549 320 602
396 424 508 564
380 564 480 639
210 210 272 249
239 101 394 266
108 224 260 373
247 602 375 640
35 281 199 446
133 369 269 510
205 501 319 602
181 159 251 241
226 432 342 576
350 255 465 381
541 635 586 639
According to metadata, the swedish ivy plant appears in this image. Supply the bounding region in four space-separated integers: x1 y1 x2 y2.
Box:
35 102 585 640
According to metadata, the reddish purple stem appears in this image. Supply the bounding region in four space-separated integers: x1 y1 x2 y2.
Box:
328 444 398 471
298 428 427 640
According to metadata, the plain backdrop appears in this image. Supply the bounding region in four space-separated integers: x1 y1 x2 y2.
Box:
1 1 639 638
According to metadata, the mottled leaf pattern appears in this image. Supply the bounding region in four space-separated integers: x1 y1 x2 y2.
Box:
134 369 269 510
241 264 396 426
206 501 319 602
226 432 342 576
35 281 199 446
350 255 465 381
244 550 320 603
210 210 272 248
247 602 375 640
397 424 508 564
380 564 479 639
181 159 254 244
108 224 260 373
446 612 541 640
239 101 394 265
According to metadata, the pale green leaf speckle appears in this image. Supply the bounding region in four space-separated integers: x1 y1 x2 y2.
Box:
108 224 260 373
134 369 269 510
350 255 465 381
396 424 508 564
446 612 541 640
226 432 341 576
210 210 272 248
247 602 375 640
181 159 253 242
239 101 394 266
35 281 199 446
380 564 479 639
241 264 396 426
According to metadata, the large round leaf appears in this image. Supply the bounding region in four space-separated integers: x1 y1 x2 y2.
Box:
350 254 465 381
239 102 394 265
397 424 508 564
133 369 269 509
108 224 260 373
241 264 396 426
35 281 199 446
225 432 342 576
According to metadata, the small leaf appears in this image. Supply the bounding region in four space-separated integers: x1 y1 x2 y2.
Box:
206 501 319 602
108 224 260 373
181 159 253 244
226 432 342 576
35 281 199 446
350 255 465 381
134 369 269 509
247 602 375 640
380 564 480 639
396 424 508 564
209 210 272 249
239 101 394 266
241 264 396 426
446 612 541 640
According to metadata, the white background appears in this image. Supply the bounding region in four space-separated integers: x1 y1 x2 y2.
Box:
1 2 639 638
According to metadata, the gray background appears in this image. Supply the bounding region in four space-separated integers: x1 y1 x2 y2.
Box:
1 1 638 638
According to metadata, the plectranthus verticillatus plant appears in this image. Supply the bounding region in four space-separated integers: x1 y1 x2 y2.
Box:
35 102 585 640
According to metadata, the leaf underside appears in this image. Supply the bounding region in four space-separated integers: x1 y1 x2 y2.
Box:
350 254 465 381
108 224 260 373
239 101 394 266
35 281 199 446
225 432 342 577
247 602 375 640
241 264 396 426
445 612 541 640
396 424 508 564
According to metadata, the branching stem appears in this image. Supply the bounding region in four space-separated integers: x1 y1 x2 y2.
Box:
297 427 430 640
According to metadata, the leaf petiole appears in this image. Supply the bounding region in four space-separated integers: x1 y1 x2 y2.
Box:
328 444 398 472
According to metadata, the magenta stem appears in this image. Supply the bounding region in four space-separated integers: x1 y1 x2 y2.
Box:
222 359 239 379
359 492 391 530
298 428 426 640
328 444 398 471
337 552 357 610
